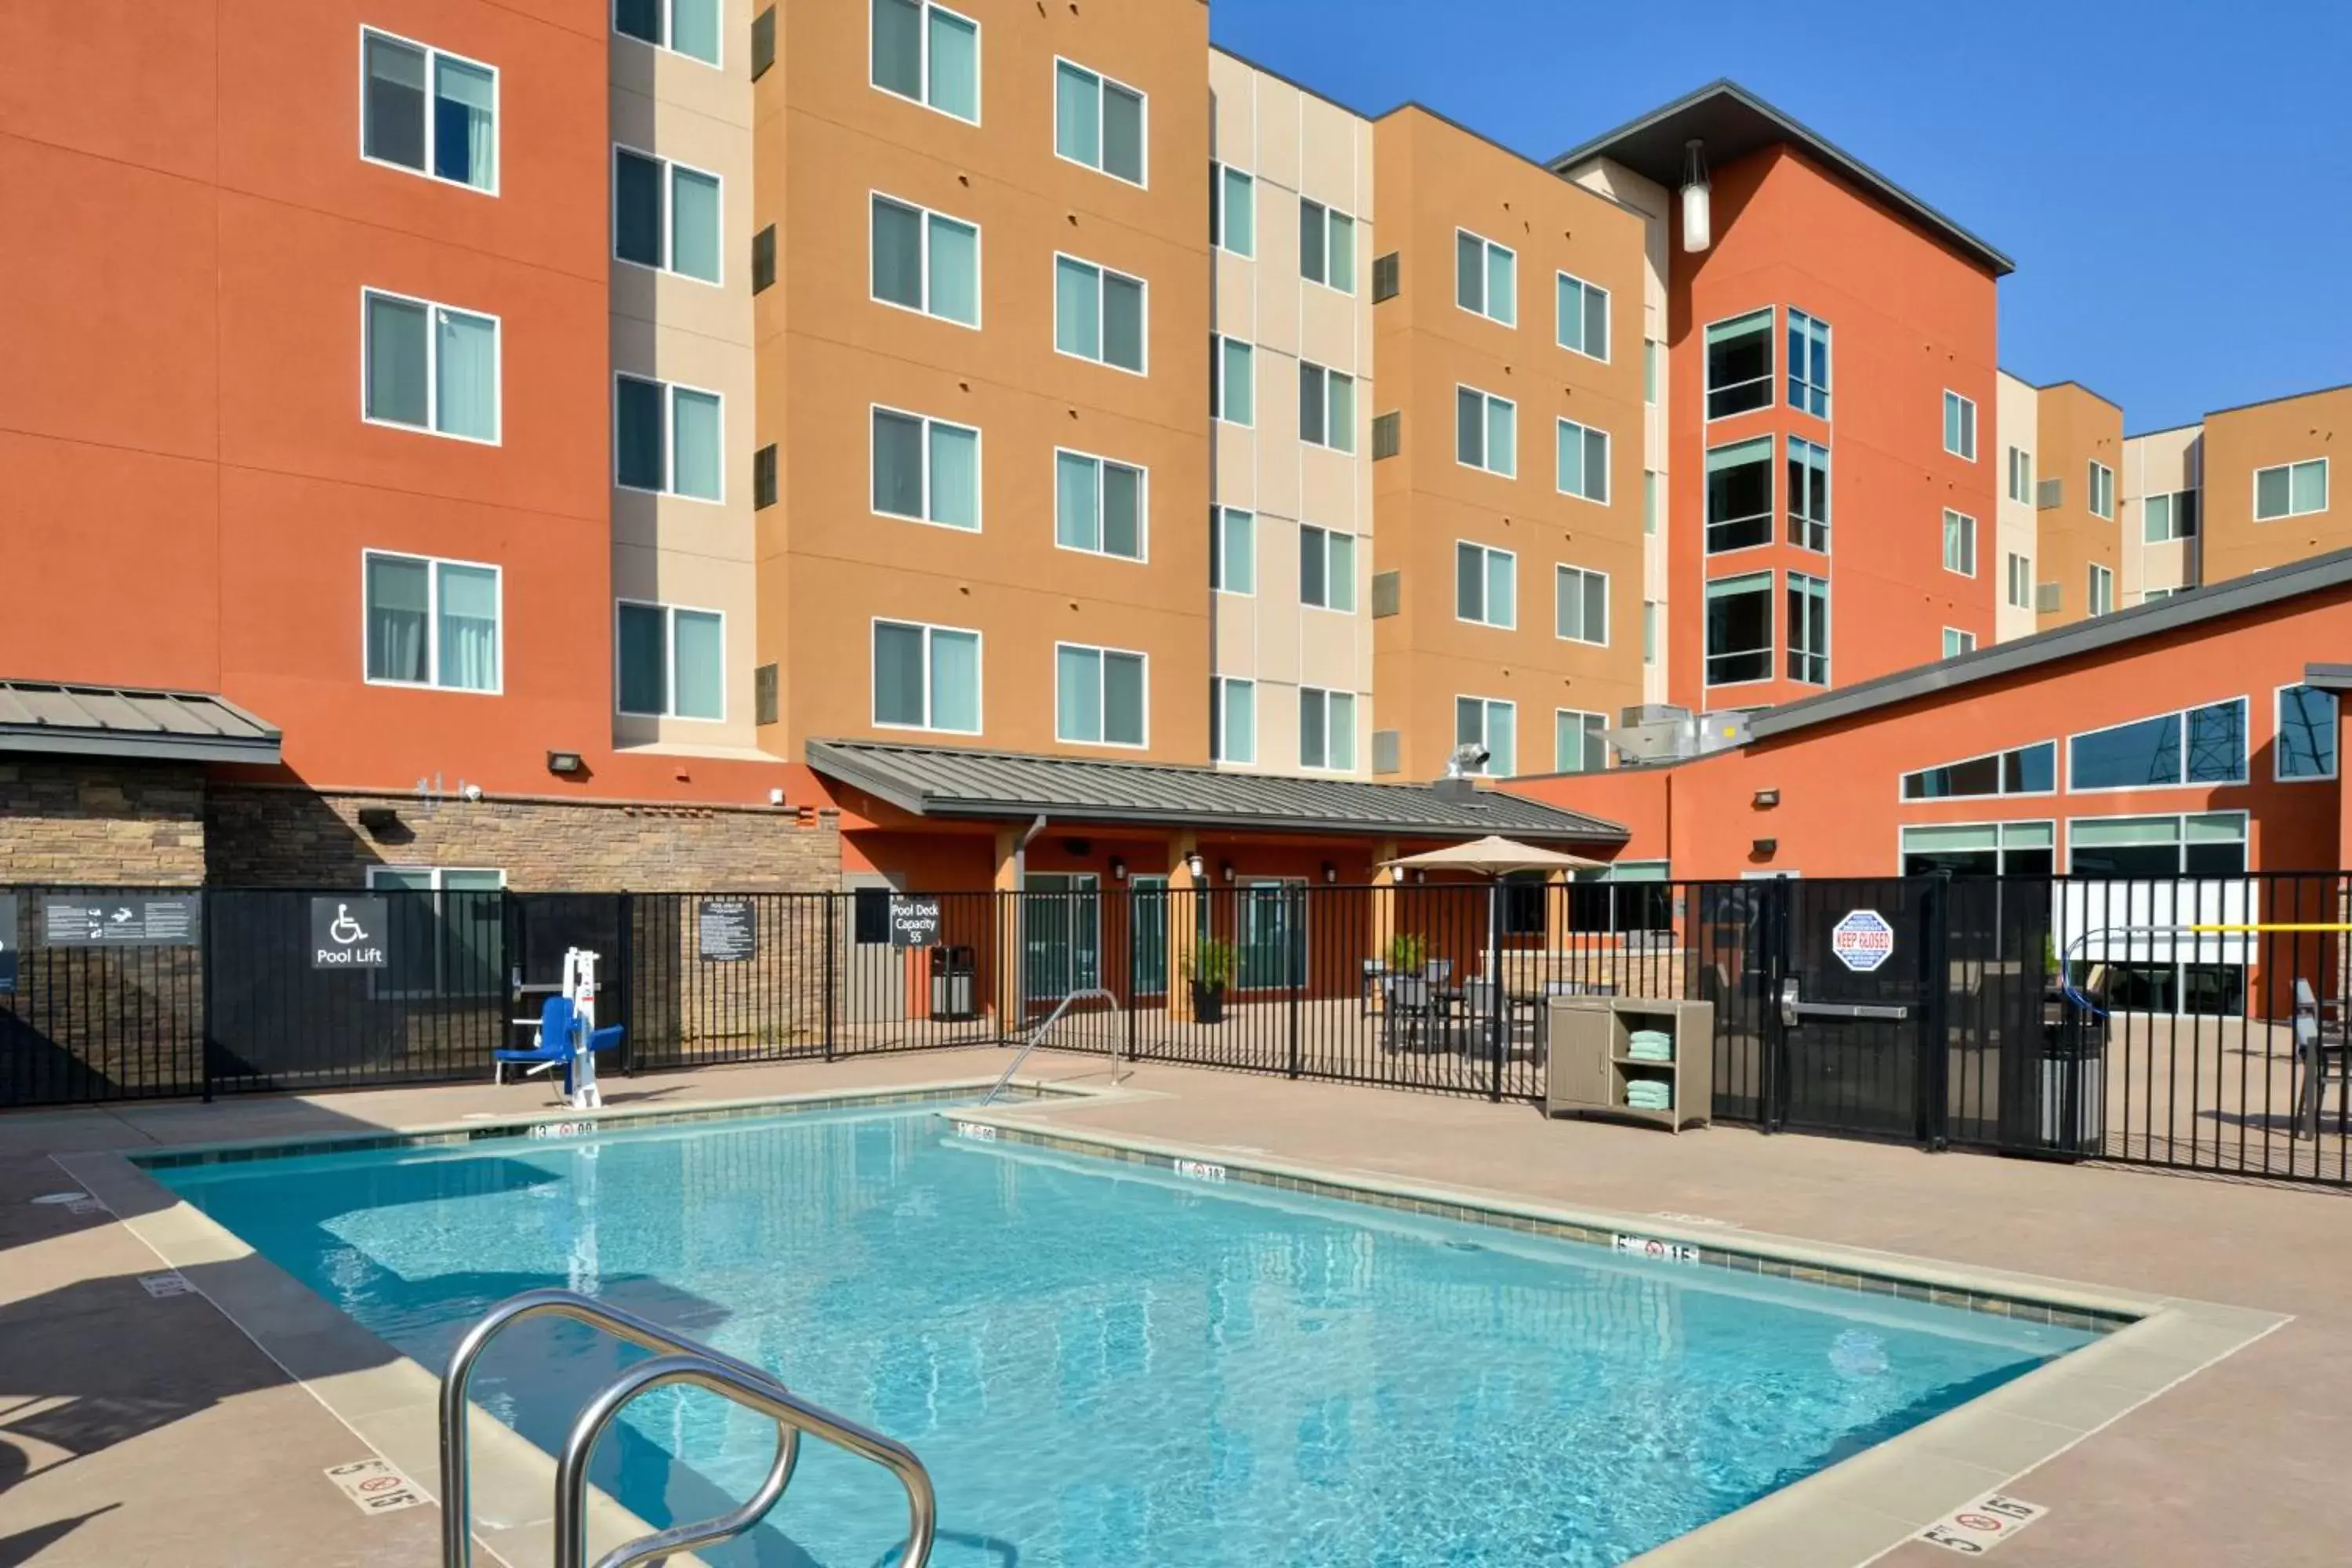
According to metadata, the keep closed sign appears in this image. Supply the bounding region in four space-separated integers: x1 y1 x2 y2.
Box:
311 897 389 970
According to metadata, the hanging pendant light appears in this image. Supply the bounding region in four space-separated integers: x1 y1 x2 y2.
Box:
1680 138 1712 253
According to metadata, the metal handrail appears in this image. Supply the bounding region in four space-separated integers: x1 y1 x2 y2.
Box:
439 1287 935 1568
980 987 1116 1106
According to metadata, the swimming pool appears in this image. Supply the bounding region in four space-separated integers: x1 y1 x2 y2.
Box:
156 1103 2096 1566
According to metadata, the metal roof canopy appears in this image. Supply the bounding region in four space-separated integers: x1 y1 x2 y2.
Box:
2304 662 2352 694
1747 543 2352 742
806 740 1628 844
1548 79 2015 278
0 681 282 764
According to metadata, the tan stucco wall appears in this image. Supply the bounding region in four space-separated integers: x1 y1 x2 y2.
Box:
754 0 1212 760
2201 385 2349 586
1205 49 1374 778
1371 108 1646 781
2033 383 2125 628
2121 423 2202 605
611 7 764 756
1994 371 2038 642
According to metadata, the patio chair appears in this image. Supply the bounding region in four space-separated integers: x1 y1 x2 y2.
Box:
1360 958 1388 1018
1381 975 1439 1054
494 994 624 1096
1423 958 1453 985
1457 980 1530 1060
2292 978 2350 1141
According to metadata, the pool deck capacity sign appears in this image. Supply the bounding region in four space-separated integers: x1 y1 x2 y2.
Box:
1831 909 1896 972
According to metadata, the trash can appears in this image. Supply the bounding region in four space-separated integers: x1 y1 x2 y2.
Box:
930 945 978 1022
2039 1014 2106 1154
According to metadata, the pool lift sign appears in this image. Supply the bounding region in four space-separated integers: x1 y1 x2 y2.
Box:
1831 909 1896 973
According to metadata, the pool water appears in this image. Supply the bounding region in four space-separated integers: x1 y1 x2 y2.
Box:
158 1107 2092 1566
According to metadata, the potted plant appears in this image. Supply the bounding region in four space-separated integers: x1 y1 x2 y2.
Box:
1187 936 1237 1023
1387 932 1427 976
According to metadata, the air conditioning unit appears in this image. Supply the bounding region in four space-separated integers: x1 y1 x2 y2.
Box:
1605 705 1751 763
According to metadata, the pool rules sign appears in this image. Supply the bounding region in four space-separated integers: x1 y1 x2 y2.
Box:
311 897 389 970
1831 909 1896 972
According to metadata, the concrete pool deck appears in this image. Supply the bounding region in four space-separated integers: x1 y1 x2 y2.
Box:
1 1049 2343 1566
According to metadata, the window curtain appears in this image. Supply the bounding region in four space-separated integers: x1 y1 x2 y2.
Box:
1058 646 1101 742
925 422 977 528
871 410 925 517
1218 510 1254 593
1101 463 1139 557
1054 258 1098 358
436 564 499 691
926 215 978 325
1327 534 1355 612
1327 373 1354 452
1222 680 1254 764
670 168 720 283
1326 692 1356 770
873 622 926 725
1556 420 1584 498
925 8 977 118
1220 339 1253 425
1485 549 1513 625
434 307 498 441
1485 397 1514 476
364 35 426 170
1221 168 1254 256
672 609 724 719
1055 62 1098 163
927 629 979 731
1102 653 1144 745
365 295 429 427
1484 246 1514 325
617 603 669 715
1102 274 1143 370
1327 212 1354 291
670 0 720 65
869 0 921 97
1102 83 1143 182
433 56 495 190
365 556 430 682
1056 452 1098 550
672 389 722 500
1455 232 1483 313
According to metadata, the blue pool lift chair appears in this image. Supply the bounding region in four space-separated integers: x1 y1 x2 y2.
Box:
494 994 625 1095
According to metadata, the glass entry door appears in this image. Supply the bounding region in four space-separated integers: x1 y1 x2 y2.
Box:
1131 875 1168 995
1237 878 1306 991
1023 873 1101 1002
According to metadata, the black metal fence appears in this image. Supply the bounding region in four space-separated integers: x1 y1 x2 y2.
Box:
2 877 2346 1188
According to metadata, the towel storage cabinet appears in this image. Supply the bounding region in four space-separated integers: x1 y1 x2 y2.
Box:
1544 996 1713 1133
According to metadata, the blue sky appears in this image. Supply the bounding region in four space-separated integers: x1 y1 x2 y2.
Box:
1207 0 2351 432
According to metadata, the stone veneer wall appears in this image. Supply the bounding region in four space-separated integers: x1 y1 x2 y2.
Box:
0 759 208 887
205 786 841 891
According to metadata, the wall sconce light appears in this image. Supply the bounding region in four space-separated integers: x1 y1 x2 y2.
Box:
1412 868 1427 884
1109 856 1127 882
356 805 400 833
1320 861 1338 884
1185 851 1206 881
1751 837 1778 858
1752 788 1780 809
1219 859 1236 884
546 750 586 776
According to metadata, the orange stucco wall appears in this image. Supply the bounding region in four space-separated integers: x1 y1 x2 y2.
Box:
1668 147 2000 710
0 0 789 808
1515 588 2348 878
2032 383 2125 627
2201 385 2350 586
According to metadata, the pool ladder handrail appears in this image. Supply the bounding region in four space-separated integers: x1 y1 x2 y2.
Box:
439 1286 936 1568
980 987 1117 1106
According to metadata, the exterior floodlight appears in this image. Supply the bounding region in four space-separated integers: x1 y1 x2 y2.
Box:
1681 139 1711 253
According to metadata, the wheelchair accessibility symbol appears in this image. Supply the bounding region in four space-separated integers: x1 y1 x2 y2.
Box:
311 895 390 971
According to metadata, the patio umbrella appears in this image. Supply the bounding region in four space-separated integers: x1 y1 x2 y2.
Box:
1379 837 1607 1093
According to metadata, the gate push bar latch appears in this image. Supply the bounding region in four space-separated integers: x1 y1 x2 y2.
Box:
1779 979 1910 1025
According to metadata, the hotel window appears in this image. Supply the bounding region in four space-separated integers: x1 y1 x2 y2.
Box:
1056 644 1145 746
1054 450 1145 560
1456 542 1515 629
1300 688 1356 771
2143 489 2199 543
1054 60 1145 185
614 0 719 66
1554 710 1607 775
2089 460 2115 520
2006 445 2034 503
1900 822 2055 877
1454 230 1515 326
1942 509 1977 576
1211 164 1254 256
1704 573 1771 685
2278 684 2339 782
1643 339 1661 405
870 194 978 325
1213 677 1256 765
1055 255 1145 372
1299 525 1356 612
870 0 978 123
365 552 499 692
363 289 499 443
1300 362 1356 452
1900 741 2056 800
2068 698 2246 791
616 601 724 720
1642 601 1658 666
1455 387 1515 477
2088 562 2115 616
1643 470 1660 535
2006 551 2033 609
1570 862 1671 934
2067 812 2247 879
1943 628 1976 659
1786 437 1829 551
1943 390 1976 460
1554 564 1607 646
617 375 723 501
1211 336 1254 426
1704 436 1773 553
1454 697 1515 777
871 407 979 530
1211 508 1254 595
1555 418 1609 503
873 619 980 733
1300 200 1356 292
361 30 496 192
1786 572 1828 684
2255 458 2329 521
1787 309 1830 417
1555 271 1608 360
617 148 722 284
1704 309 1772 419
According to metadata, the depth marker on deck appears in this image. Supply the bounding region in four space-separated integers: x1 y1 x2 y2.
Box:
1915 1492 2045 1554
325 1457 427 1515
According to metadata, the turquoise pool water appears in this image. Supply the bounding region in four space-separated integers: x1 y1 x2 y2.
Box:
158 1106 2092 1566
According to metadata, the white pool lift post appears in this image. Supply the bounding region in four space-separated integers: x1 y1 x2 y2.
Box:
561 946 604 1112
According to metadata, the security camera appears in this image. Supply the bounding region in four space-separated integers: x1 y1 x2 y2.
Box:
460 782 484 803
